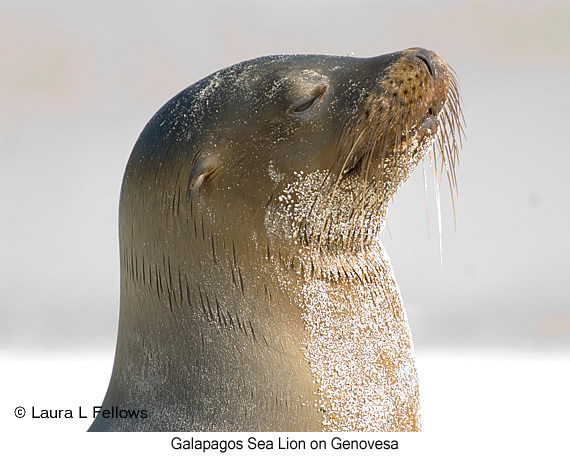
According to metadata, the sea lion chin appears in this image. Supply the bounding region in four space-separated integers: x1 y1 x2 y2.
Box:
89 48 463 432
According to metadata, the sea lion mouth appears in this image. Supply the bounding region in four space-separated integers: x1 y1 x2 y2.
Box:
339 52 462 192
340 50 462 210
342 113 438 177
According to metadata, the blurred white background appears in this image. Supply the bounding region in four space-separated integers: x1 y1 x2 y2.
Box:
1 0 569 454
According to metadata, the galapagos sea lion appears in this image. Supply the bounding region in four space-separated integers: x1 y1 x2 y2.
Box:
89 48 462 432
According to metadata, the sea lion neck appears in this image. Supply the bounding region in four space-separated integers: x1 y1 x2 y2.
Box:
99 158 324 431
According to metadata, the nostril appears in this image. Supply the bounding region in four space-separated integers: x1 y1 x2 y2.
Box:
415 49 435 78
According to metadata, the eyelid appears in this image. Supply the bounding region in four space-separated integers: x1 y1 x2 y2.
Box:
292 88 326 113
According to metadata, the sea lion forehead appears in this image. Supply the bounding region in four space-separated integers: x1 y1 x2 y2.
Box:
270 69 330 99
189 56 324 109
223 54 349 85
193 53 392 112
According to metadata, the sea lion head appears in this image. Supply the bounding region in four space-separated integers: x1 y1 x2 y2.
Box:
130 49 462 257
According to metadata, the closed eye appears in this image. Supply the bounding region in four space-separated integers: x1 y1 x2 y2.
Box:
292 88 326 113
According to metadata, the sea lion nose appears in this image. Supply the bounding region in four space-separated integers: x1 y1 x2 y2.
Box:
414 49 435 78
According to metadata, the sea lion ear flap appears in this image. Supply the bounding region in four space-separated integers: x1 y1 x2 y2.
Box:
186 153 219 201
